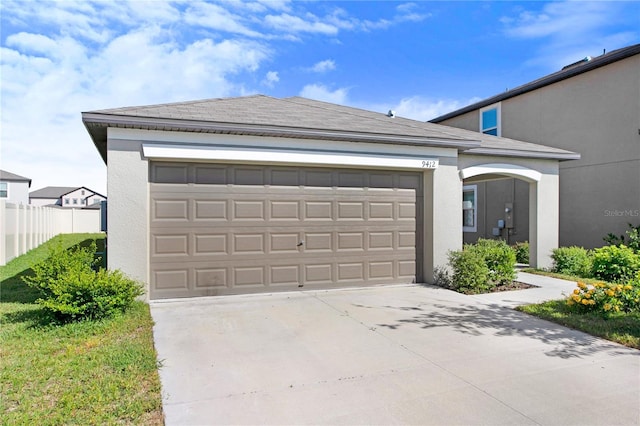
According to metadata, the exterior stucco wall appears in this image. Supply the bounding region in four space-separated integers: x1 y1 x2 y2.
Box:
1 181 30 205
107 131 150 298
439 54 640 248
459 155 560 268
423 158 462 282
29 197 59 207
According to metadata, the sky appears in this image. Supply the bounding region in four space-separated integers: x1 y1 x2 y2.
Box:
1 1 638 196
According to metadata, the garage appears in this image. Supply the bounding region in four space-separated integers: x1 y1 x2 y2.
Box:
150 162 423 299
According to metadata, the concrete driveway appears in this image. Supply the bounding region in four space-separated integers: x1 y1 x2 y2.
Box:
151 275 640 425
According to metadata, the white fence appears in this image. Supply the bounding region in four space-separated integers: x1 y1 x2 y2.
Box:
0 201 102 266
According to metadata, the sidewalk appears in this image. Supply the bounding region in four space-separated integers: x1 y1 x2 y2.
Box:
470 270 578 308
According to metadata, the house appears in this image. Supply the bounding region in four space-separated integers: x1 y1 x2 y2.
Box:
29 186 107 208
0 170 32 205
431 43 640 248
82 95 578 300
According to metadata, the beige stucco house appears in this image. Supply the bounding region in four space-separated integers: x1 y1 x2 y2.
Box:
432 43 640 248
82 95 578 300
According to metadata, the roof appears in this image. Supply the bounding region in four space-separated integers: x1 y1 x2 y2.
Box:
431 43 640 123
29 186 78 199
0 170 32 187
83 95 579 162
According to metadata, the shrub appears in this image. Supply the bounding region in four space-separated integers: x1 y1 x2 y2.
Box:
603 223 640 253
448 248 490 294
591 245 640 283
567 277 640 314
23 242 143 321
433 266 452 289
473 239 516 285
513 241 529 264
551 246 592 278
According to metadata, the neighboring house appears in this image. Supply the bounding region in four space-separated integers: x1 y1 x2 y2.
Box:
29 186 106 208
0 170 32 204
82 95 578 300
431 43 640 248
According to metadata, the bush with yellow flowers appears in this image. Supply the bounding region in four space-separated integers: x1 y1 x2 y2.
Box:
567 275 640 315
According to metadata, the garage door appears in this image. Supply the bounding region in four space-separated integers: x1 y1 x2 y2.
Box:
149 162 423 299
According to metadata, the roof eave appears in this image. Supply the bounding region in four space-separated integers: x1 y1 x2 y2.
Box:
82 112 481 162
462 148 581 161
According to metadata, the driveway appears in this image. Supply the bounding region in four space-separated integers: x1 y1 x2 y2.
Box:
151 275 640 425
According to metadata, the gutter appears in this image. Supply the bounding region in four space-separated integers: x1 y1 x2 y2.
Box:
82 112 483 150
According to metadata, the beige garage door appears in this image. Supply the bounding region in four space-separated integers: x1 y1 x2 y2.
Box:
149 162 423 299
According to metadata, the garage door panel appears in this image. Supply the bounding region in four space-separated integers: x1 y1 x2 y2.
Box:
270 201 300 220
152 234 189 256
153 199 189 221
150 163 422 299
232 200 265 220
194 234 228 255
194 200 227 220
270 265 300 285
234 266 265 286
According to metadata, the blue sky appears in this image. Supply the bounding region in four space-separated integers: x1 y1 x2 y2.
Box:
1 0 638 195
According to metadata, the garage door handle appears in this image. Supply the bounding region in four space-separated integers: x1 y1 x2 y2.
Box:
297 241 304 247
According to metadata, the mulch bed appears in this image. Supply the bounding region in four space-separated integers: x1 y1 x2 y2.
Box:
491 281 538 292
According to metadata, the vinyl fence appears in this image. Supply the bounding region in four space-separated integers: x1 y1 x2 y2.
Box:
0 201 102 266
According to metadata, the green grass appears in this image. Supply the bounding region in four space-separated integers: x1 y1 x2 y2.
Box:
0 234 163 425
519 268 639 349
517 300 640 349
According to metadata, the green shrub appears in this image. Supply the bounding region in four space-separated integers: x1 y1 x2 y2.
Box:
591 245 640 283
473 239 516 285
448 248 490 294
603 223 640 253
551 246 592 277
567 276 640 314
433 266 452 289
513 241 529 264
23 242 143 321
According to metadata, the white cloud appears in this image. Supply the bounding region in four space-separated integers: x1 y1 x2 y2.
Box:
262 71 279 87
308 59 336 73
264 13 339 35
500 1 638 70
363 96 481 122
184 2 263 38
299 84 349 104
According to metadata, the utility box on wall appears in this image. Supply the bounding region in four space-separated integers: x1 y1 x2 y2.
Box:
505 203 514 229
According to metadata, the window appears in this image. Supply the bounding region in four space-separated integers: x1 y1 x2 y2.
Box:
480 103 500 136
463 185 477 232
73 198 78 205
0 182 7 198
65 198 70 204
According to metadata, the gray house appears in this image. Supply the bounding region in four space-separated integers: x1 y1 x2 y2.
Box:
82 95 577 300
431 43 640 248
0 170 31 205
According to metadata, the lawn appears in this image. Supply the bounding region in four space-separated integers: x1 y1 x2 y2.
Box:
518 268 640 350
0 234 163 424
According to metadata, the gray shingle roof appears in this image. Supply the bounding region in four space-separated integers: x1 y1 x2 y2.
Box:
83 95 579 162
431 43 640 123
0 170 31 186
29 186 78 199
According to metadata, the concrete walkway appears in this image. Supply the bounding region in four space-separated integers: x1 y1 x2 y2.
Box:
151 272 640 425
